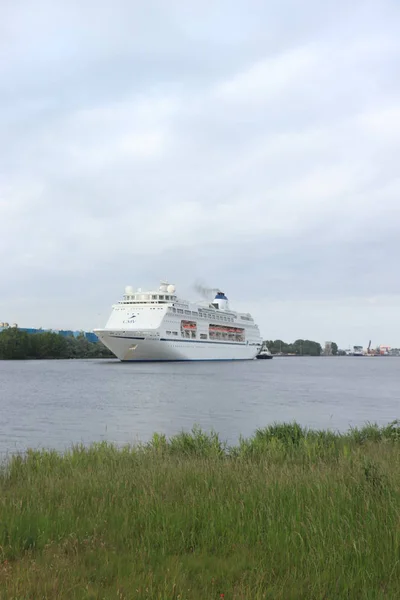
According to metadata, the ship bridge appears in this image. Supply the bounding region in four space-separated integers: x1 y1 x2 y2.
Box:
120 282 177 305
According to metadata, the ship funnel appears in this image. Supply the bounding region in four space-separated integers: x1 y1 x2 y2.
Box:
214 291 229 310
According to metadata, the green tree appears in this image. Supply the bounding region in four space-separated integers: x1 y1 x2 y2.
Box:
263 338 323 356
0 329 114 360
0 328 32 359
30 331 69 359
293 339 322 356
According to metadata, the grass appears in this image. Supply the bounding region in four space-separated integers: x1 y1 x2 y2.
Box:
1 422 400 599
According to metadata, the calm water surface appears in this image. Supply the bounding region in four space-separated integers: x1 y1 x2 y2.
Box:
0 357 399 453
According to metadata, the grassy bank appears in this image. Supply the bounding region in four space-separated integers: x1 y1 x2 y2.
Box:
1 423 400 599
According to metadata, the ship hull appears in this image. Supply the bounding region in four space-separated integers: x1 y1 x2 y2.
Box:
94 330 260 361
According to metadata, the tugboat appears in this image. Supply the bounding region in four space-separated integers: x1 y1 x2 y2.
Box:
256 345 273 359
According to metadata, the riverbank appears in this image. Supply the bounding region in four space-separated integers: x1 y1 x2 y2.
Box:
0 328 113 359
1 423 399 599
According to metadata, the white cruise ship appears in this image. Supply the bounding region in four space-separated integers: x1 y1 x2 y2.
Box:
94 282 263 361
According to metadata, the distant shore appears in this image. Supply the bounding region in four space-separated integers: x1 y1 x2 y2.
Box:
0 328 113 360
1 422 400 598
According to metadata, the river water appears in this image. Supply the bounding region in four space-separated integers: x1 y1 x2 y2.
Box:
0 357 399 454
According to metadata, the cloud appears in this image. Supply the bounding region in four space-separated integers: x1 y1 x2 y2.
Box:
214 44 318 105
1 0 400 346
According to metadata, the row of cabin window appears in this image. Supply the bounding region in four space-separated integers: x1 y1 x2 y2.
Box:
165 329 206 339
124 294 175 301
118 300 166 310
170 307 234 323
199 313 234 323
152 294 175 300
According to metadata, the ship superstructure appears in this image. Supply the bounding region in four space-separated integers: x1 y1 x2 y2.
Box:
94 282 262 361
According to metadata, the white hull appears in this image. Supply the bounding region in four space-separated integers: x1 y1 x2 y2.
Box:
95 330 260 361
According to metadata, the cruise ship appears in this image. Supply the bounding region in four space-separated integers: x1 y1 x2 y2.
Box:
94 282 262 361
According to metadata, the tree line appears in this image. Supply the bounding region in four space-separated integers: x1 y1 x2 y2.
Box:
264 339 336 356
0 328 114 360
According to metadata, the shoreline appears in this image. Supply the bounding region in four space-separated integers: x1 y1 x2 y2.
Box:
1 422 400 597
1 420 400 456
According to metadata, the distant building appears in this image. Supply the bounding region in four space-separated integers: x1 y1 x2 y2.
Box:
379 345 391 355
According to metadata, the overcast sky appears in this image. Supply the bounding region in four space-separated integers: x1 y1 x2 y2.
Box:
1 0 399 348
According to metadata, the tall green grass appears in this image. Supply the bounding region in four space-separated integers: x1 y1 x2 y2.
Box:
1 422 400 599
